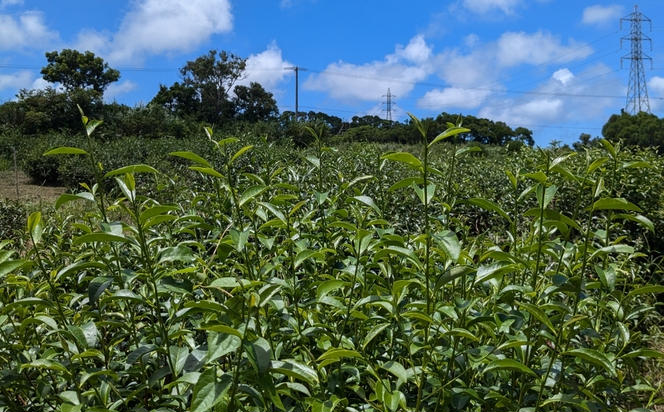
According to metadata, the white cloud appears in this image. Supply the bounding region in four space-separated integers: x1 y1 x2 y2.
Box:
648 76 664 95
418 87 491 110
479 64 622 127
0 0 23 7
462 0 522 14
648 76 664 111
304 35 434 102
0 11 58 50
239 42 292 90
394 35 432 64
552 68 574 86
74 29 111 56
496 31 592 67
582 5 622 26
0 70 33 91
108 0 233 63
104 80 137 101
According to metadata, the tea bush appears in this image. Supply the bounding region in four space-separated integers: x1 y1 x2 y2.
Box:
0 114 663 411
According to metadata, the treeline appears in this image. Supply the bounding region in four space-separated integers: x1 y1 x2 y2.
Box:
0 48 536 147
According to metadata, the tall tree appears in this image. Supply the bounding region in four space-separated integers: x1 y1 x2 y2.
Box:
233 82 278 122
41 49 120 94
152 50 246 123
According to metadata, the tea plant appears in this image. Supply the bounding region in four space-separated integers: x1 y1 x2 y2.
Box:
0 112 662 411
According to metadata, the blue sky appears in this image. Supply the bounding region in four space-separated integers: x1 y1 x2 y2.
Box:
1 0 664 145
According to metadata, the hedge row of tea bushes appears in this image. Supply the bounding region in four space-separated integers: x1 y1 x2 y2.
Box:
0 117 663 411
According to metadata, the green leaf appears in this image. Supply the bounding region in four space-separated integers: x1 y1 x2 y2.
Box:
239 185 268 207
206 332 241 364
55 192 95 209
190 166 224 178
381 361 409 383
0 260 26 277
85 119 102 137
158 245 195 264
73 233 130 246
104 164 159 178
89 276 113 305
43 146 89 156
474 263 514 285
563 348 616 377
433 230 461 262
593 198 642 212
27 211 43 245
245 337 272 374
484 359 536 376
21 359 71 376
595 265 616 292
230 145 253 164
271 359 319 386
627 285 664 298
317 348 362 363
169 151 211 167
466 198 511 223
518 302 556 335
388 176 422 192
305 154 320 168
351 195 381 215
362 323 390 349
429 126 470 146
317 280 347 299
381 152 422 170
541 393 590 411
190 368 232 412
612 213 654 233
412 183 436 206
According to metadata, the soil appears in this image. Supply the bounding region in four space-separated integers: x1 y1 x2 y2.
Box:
0 169 66 204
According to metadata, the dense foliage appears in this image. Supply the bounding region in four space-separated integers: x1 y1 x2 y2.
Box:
602 111 664 151
0 113 662 411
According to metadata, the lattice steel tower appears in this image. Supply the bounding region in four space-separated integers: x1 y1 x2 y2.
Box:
382 88 395 122
621 5 652 114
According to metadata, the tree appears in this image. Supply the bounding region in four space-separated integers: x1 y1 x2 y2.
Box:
602 111 664 150
41 49 120 94
233 82 278 122
152 50 246 124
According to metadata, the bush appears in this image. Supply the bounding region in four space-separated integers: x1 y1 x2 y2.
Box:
0 199 25 242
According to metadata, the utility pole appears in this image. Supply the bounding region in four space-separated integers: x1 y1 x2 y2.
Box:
382 88 395 122
285 66 307 120
621 5 652 114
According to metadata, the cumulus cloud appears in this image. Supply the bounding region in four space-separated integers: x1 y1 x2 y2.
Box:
418 87 491 110
461 0 522 15
394 35 432 64
0 11 58 50
0 70 33 91
649 76 664 95
0 0 23 7
107 0 233 63
238 42 292 91
496 31 592 67
582 5 622 26
104 80 138 101
304 35 434 102
648 76 664 111
479 64 622 127
418 31 590 111
552 68 574 86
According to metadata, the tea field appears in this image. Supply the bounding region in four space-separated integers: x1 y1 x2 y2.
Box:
1 115 663 411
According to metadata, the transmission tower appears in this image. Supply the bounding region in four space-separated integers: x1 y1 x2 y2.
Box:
382 88 395 122
621 5 652 114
